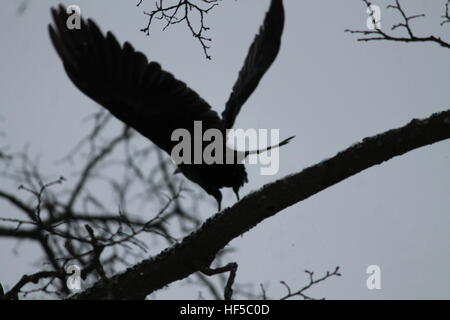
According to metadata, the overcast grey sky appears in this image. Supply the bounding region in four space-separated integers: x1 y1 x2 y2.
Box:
0 0 449 299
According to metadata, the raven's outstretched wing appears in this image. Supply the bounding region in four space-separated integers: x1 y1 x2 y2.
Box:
49 5 223 154
221 0 285 129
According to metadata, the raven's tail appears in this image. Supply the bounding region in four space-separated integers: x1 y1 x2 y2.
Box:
244 135 295 157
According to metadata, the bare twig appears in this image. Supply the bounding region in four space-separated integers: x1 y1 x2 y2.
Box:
4 270 65 300
201 262 238 300
442 0 450 25
138 0 221 59
18 176 66 223
280 267 341 300
346 0 450 49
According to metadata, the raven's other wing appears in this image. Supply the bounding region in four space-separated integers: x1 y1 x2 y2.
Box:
221 0 284 129
49 5 223 154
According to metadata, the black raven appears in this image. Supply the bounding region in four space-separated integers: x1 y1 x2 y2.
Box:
48 0 290 211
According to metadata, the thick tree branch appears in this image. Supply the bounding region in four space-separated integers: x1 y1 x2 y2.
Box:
0 226 39 240
71 109 450 299
3 271 64 300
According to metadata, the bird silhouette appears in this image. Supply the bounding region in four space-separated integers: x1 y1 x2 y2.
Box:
48 0 291 211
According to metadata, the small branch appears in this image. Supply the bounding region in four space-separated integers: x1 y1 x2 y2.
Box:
260 284 267 300
84 224 108 282
280 267 341 300
346 0 450 49
66 128 130 211
18 176 66 223
3 271 64 300
442 0 450 26
0 190 35 218
138 0 221 59
0 226 39 239
201 262 238 300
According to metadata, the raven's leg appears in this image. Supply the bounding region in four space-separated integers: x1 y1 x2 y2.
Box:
233 186 240 201
209 189 223 212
